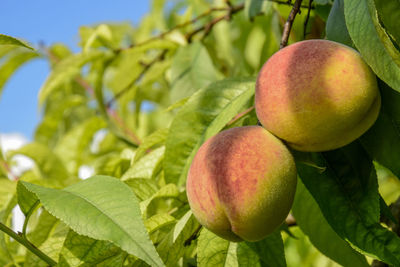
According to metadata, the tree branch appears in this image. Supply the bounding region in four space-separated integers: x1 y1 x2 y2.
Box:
303 0 313 39
0 222 57 266
280 0 304 48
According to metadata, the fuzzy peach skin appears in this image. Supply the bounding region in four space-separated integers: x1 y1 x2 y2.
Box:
255 39 381 152
186 126 297 242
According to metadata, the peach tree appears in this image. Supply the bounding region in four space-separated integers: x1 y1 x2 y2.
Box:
0 0 400 266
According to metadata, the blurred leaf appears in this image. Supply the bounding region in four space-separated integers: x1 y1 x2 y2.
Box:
374 0 400 44
244 0 272 21
39 50 109 104
122 146 165 180
292 179 369 267
8 142 69 182
0 34 33 50
21 175 165 267
35 95 86 145
55 117 107 174
164 77 255 186
0 180 16 212
344 0 400 92
297 143 400 265
326 0 353 46
83 24 113 52
360 81 400 179
58 230 124 267
169 42 219 103
0 50 38 98
134 128 168 162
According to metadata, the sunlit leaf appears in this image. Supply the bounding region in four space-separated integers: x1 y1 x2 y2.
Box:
0 34 33 50
21 175 165 267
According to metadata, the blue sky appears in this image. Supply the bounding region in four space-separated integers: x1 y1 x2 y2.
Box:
0 1 150 139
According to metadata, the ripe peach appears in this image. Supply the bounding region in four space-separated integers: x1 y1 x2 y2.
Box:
186 126 297 242
255 39 381 152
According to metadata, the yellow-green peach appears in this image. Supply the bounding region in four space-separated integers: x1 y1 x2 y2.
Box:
255 39 381 152
186 126 297 242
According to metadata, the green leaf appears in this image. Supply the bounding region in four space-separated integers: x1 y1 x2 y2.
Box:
8 142 69 183
0 50 38 98
25 221 69 267
326 0 353 46
55 117 107 174
26 209 59 247
374 0 400 44
244 231 286 267
39 50 109 104
134 128 168 162
244 0 273 21
157 212 200 266
198 228 285 267
169 42 219 103
0 180 16 212
297 143 400 265
164 77 255 186
124 178 159 201
197 228 234 267
344 0 400 92
58 230 124 267
292 179 369 267
0 34 33 50
122 146 165 180
360 81 400 178
21 175 165 267
17 180 38 215
34 95 86 144
140 184 180 216
145 213 176 235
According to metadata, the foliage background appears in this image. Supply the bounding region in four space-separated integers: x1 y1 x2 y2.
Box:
0 0 400 266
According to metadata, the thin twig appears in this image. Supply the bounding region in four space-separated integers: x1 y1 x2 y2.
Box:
106 50 167 107
226 106 255 126
185 3 244 42
303 0 313 39
0 222 57 266
41 46 142 146
280 0 304 48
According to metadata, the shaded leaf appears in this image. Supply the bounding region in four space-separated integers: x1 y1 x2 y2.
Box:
344 0 400 92
297 143 400 265
326 0 353 46
360 81 400 178
292 179 369 267
374 0 400 44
